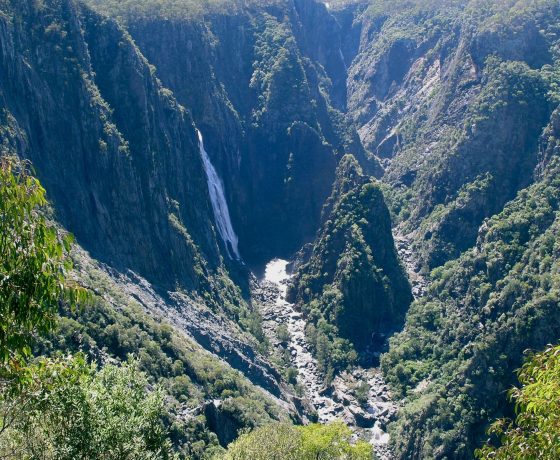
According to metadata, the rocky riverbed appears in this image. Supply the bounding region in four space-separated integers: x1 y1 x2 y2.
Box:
393 231 428 299
255 259 397 459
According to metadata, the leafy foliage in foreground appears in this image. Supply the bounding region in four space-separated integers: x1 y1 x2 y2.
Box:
476 344 560 460
0 158 173 459
219 421 372 460
0 157 87 370
0 356 175 460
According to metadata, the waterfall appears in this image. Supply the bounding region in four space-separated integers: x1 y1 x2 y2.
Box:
339 48 347 72
197 130 241 260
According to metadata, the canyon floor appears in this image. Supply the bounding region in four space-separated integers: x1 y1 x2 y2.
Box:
256 259 395 459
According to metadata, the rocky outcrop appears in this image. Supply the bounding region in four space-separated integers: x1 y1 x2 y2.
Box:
204 399 245 447
291 0 349 110
288 155 412 351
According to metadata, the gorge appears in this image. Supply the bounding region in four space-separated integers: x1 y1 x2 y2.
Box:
1 0 560 458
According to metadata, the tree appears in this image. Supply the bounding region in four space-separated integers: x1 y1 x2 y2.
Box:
0 157 86 375
354 381 369 407
0 158 174 459
219 422 373 460
298 422 372 460
476 344 560 460
276 324 290 344
220 423 302 460
0 355 176 459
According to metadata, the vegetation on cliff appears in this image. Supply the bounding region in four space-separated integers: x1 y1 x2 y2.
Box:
382 150 560 458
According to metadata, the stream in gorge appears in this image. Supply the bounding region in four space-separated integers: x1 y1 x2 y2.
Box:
258 259 397 460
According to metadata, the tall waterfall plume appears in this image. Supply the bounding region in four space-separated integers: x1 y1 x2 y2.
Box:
197 130 241 260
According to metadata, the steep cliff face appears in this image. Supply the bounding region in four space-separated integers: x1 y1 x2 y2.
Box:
288 155 411 353
403 58 552 268
95 0 373 263
344 0 560 270
291 0 351 111
0 0 228 295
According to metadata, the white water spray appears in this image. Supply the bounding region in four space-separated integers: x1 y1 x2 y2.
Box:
197 130 241 260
